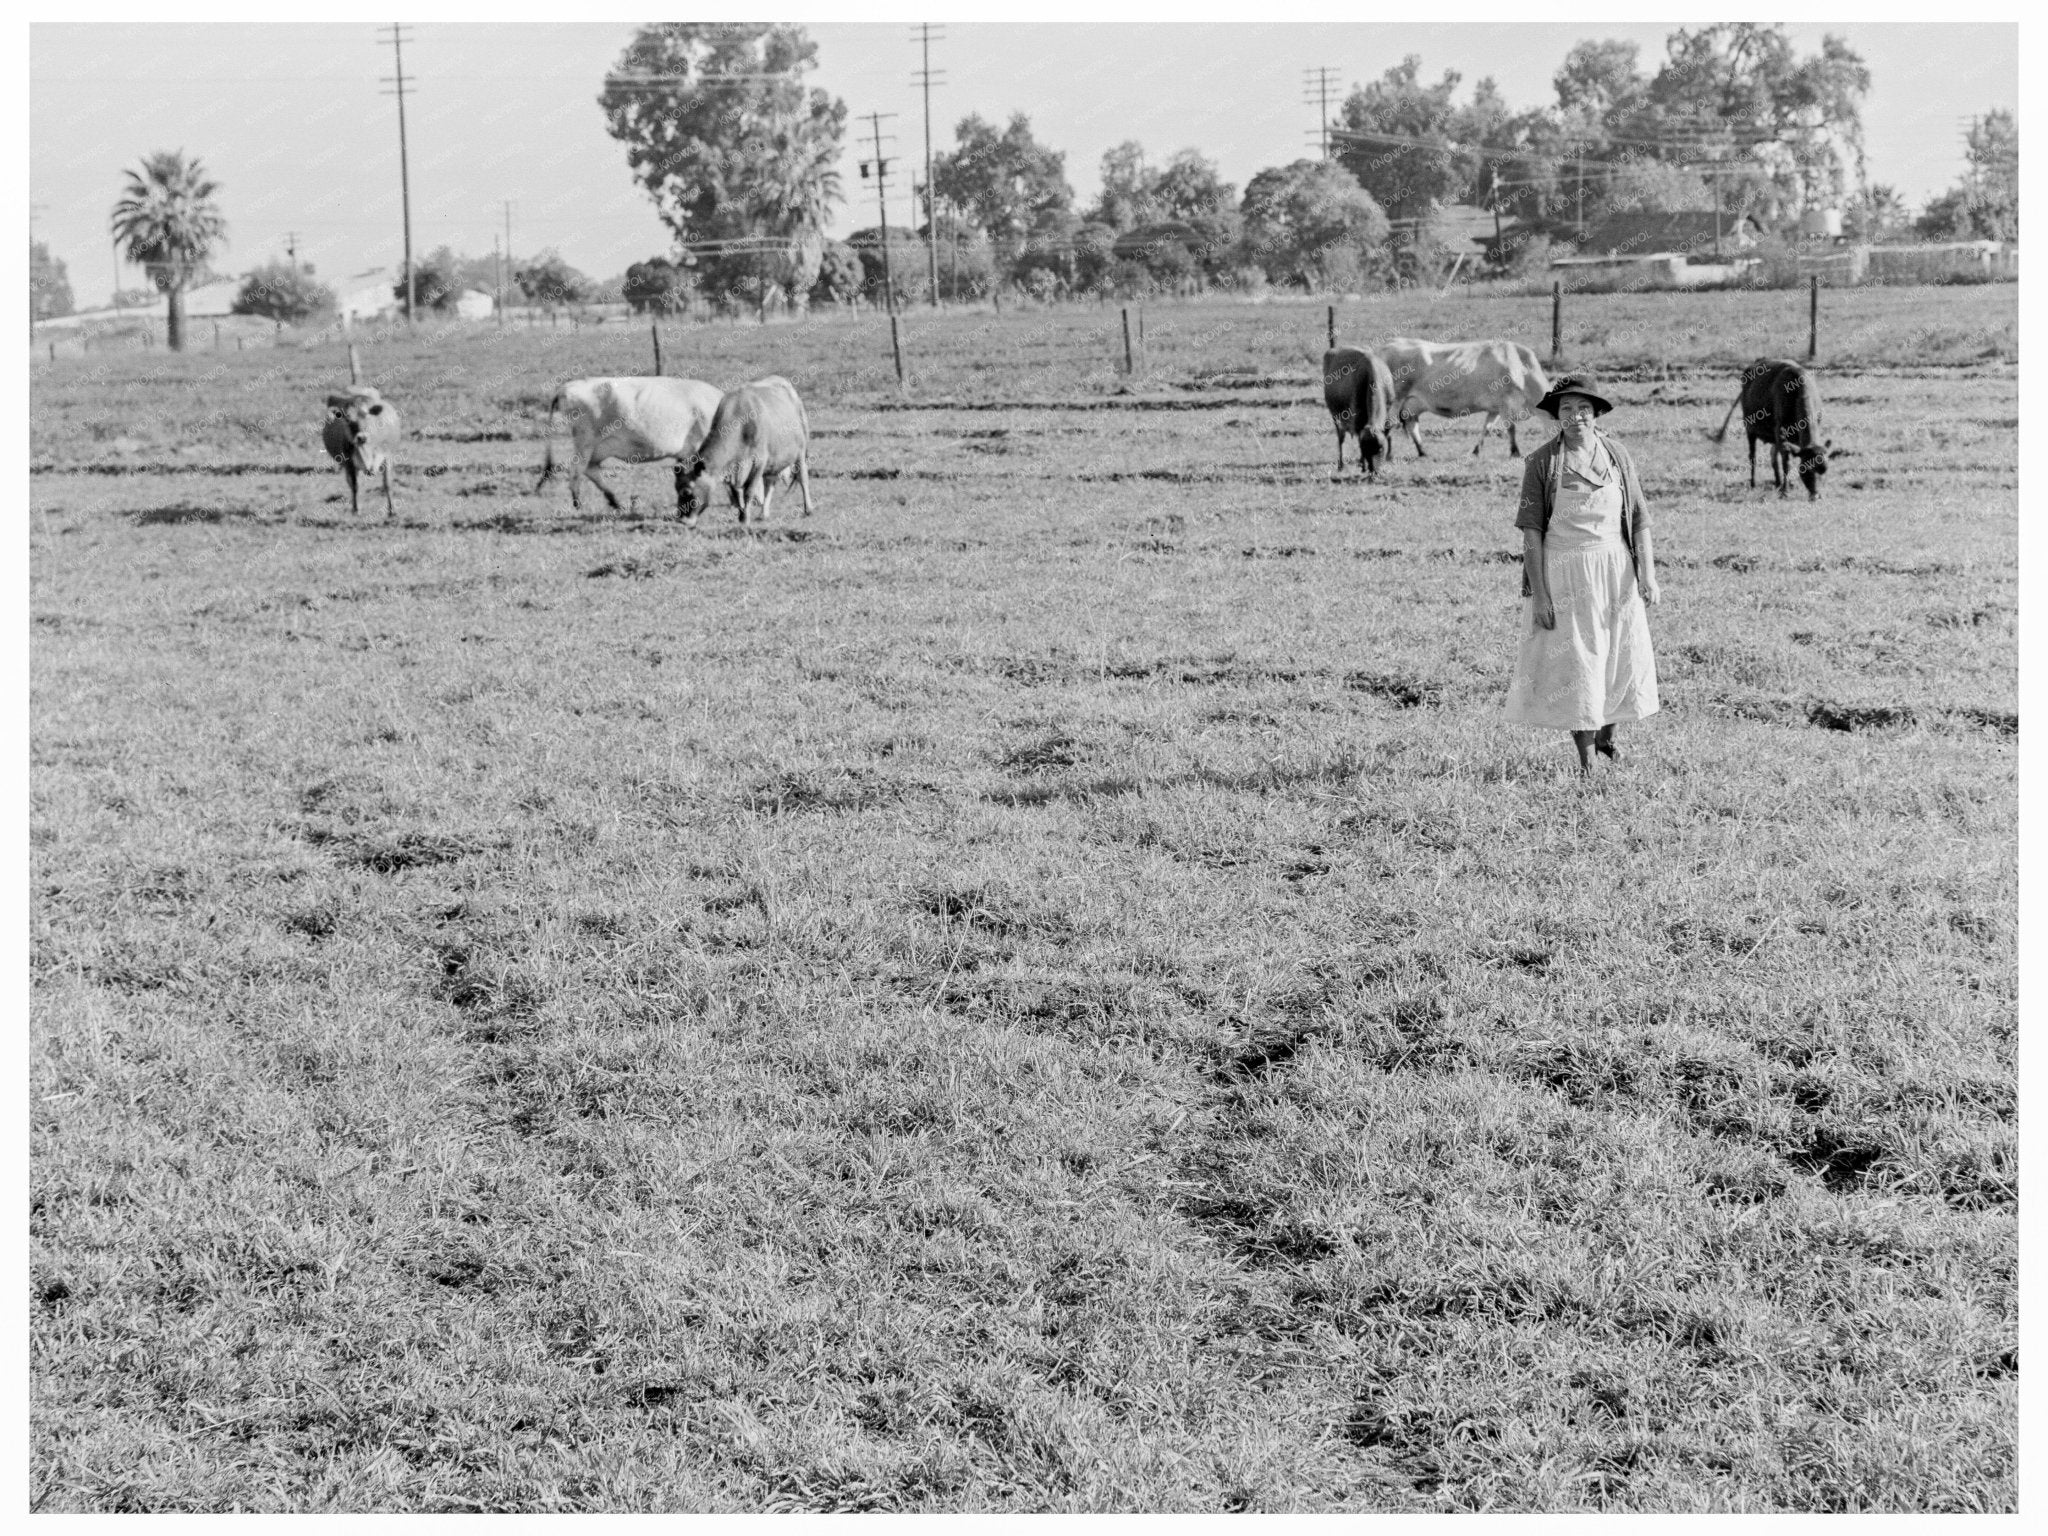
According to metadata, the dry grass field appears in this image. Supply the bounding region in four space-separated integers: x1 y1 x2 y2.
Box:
29 284 2016 1512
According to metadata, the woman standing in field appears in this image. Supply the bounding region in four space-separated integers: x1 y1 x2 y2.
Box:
1504 373 1661 772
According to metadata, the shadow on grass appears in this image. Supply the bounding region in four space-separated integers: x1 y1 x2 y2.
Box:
984 753 1372 808
129 504 262 526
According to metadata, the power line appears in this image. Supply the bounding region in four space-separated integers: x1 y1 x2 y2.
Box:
860 111 900 315
378 22 417 326
912 22 945 306
1302 67 1340 159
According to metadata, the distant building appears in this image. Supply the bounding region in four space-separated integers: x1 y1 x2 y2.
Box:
1560 211 1766 265
453 288 496 321
1550 211 1766 286
339 268 402 323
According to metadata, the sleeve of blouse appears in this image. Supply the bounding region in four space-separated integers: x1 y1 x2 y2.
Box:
1513 449 1547 531
1621 440 1650 529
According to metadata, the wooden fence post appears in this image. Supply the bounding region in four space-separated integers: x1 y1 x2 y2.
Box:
1121 307 1135 375
1327 304 1336 351
651 321 663 375
212 320 220 350
1550 280 1563 366
1137 304 1145 371
49 342 57 364
889 314 906 390
1808 274 1819 362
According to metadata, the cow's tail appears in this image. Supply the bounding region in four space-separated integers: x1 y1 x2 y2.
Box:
533 392 563 492
1708 391 1742 445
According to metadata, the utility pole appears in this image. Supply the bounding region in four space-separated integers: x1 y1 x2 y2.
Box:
284 232 301 271
912 23 945 306
379 23 417 326
861 111 899 316
1489 165 1502 261
1303 67 1339 159
503 200 514 318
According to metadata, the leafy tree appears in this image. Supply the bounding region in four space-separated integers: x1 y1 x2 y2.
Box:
846 226 930 307
1915 111 2017 243
1240 159 1390 291
1638 26 1870 220
30 241 73 321
109 148 228 351
1843 183 1908 241
1554 39 1645 135
932 112 1073 246
1913 188 1972 241
1335 58 1472 221
397 249 460 313
1593 157 1714 216
515 251 589 308
808 242 864 306
1070 222 1121 293
1961 108 2018 240
1081 144 1237 281
232 260 335 322
600 24 846 304
624 256 692 315
1087 141 1162 231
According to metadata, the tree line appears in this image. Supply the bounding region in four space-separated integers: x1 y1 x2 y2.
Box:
39 24 2017 346
593 21 2016 314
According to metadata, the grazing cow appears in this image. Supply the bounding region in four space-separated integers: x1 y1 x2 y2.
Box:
535 376 723 512
1322 346 1394 480
1381 337 1550 458
675 376 813 526
1712 358 1840 500
321 386 401 519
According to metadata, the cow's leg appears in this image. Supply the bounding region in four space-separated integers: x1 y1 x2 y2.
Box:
1747 437 1757 489
1471 412 1495 457
1774 436 1790 498
1402 408 1427 458
796 456 814 516
380 461 395 520
1507 419 1522 459
582 459 626 512
1334 424 1345 472
343 462 360 517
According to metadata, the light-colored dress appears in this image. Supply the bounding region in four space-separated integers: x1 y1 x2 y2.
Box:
1503 447 1659 731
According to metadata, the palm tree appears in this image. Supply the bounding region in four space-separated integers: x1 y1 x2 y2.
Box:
110 150 227 352
746 115 844 308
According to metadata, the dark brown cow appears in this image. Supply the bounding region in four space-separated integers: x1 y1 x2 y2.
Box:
1322 346 1394 481
1713 358 1841 500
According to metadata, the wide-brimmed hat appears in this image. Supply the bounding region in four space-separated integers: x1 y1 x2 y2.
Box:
1537 373 1615 417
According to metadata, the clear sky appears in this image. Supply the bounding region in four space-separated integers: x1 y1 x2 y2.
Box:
30 16 2018 309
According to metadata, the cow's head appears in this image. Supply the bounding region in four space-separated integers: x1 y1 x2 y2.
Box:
1359 426 1388 482
328 396 388 467
1798 438 1833 500
674 458 714 524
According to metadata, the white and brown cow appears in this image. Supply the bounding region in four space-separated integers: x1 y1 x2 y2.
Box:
535 376 724 512
321 385 402 519
1381 337 1551 458
674 376 813 526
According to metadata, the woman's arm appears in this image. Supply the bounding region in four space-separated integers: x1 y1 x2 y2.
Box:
1635 518 1659 604
1524 527 1554 628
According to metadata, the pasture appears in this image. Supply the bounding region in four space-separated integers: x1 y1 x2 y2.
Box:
29 285 2017 1511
